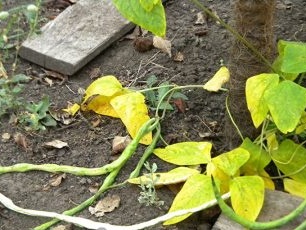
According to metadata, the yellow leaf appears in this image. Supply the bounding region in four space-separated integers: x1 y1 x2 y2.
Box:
207 162 230 193
83 75 124 101
0 61 8 79
128 167 200 185
154 142 212 165
284 178 306 198
164 174 219 225
203 66 229 92
259 170 275 190
246 74 279 128
230 176 265 221
62 103 80 116
211 148 250 177
266 132 279 152
81 76 129 117
110 92 152 145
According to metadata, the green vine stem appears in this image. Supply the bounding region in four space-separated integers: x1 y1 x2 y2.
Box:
0 118 159 176
34 168 120 230
34 118 160 229
212 177 306 229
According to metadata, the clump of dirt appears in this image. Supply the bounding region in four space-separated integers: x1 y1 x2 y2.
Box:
0 0 306 229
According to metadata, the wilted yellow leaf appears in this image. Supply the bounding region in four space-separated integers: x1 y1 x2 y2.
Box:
0 61 8 79
203 66 230 92
212 148 250 177
128 167 200 185
154 142 212 165
284 178 306 198
230 176 265 221
164 174 219 225
207 162 230 193
81 76 129 117
110 92 152 145
62 103 80 116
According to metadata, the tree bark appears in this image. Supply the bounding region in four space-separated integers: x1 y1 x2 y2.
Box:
226 0 276 148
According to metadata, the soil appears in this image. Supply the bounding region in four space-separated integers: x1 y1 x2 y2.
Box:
0 0 306 229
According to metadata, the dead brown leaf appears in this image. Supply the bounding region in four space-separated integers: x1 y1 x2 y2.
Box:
89 195 120 217
173 98 187 113
0 61 8 79
89 67 101 79
133 37 153 52
112 135 132 154
42 69 68 85
153 36 172 57
13 132 29 151
43 140 68 149
1 133 11 142
173 52 184 62
49 108 74 125
49 173 66 187
44 77 53 86
195 12 206 25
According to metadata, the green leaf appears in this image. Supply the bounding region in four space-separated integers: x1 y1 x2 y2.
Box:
212 148 250 177
164 174 219 225
112 0 166 37
264 80 306 133
284 178 306 198
128 167 200 185
139 0 158 12
281 42 306 73
246 73 279 128
41 115 57 127
272 139 306 183
230 176 265 221
240 138 271 172
272 40 299 80
172 91 188 100
154 142 212 165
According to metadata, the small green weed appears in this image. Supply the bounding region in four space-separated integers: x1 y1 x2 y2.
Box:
19 95 57 131
145 75 188 111
138 162 164 207
0 74 30 117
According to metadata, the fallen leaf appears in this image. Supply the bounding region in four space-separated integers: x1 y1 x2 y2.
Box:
89 195 120 217
90 117 101 128
195 12 206 25
0 61 8 79
13 132 28 151
43 140 68 149
49 108 75 125
173 98 187 113
44 77 53 86
173 52 184 62
88 183 99 194
134 37 153 52
51 224 72 230
203 66 230 92
89 67 101 79
42 69 67 85
112 135 132 154
62 103 80 116
1 133 11 142
49 174 66 187
153 36 172 57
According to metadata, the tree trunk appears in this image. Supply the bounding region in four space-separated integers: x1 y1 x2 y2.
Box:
226 0 276 148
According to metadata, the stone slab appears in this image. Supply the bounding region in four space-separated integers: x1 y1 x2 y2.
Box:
212 190 306 230
19 0 133 75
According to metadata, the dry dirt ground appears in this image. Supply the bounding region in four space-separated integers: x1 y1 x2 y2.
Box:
1 0 306 229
